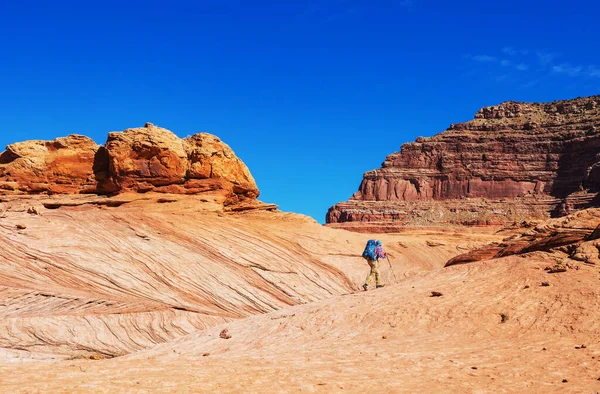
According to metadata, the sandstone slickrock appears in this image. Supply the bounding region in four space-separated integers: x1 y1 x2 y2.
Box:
1 123 261 209
0 193 497 359
327 95 600 230
4 249 600 393
445 208 600 267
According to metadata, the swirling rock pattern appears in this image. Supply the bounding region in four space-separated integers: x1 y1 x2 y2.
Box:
1 223 599 392
0 193 499 359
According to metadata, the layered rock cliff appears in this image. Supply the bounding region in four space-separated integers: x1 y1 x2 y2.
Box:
327 95 600 230
0 123 260 209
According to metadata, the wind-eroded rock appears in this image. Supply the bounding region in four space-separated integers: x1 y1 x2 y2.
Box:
97 123 259 204
0 196 352 358
97 123 189 193
5 252 599 392
328 95 600 229
185 133 258 200
0 135 99 194
0 193 498 359
0 123 260 207
445 208 600 267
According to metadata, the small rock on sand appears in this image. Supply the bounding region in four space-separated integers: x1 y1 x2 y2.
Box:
548 264 567 273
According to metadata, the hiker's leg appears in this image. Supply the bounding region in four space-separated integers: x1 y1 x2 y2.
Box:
374 260 382 286
365 260 375 285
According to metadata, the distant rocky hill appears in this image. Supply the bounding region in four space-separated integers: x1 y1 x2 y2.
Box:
327 95 600 231
0 123 262 210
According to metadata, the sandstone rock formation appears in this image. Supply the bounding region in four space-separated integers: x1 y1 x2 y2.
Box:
3 223 600 392
96 123 259 206
0 123 260 208
445 207 600 267
0 193 494 359
96 123 190 193
327 95 600 230
0 135 99 194
2 117 600 392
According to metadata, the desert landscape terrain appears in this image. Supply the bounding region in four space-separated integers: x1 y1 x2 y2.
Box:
1 97 600 393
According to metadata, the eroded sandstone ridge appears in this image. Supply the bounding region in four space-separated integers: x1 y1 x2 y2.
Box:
0 191 491 359
445 208 600 267
327 95 600 230
0 123 260 208
3 206 600 392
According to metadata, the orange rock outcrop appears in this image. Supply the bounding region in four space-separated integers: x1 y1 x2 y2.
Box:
0 135 99 194
0 123 260 208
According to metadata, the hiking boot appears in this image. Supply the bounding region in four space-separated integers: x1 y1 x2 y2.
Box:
362 284 368 291
376 284 385 289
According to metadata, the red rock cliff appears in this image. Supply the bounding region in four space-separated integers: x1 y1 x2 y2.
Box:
0 123 260 207
327 95 600 230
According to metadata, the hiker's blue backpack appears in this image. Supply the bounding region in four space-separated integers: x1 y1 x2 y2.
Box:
362 239 377 260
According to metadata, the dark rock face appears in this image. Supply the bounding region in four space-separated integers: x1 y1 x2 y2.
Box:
327 95 600 229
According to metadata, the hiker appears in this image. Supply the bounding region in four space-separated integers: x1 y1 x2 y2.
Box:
362 240 387 291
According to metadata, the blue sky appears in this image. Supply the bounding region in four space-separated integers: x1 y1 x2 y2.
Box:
0 0 598 222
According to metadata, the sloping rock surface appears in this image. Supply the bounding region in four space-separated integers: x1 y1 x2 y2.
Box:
2 237 600 392
328 95 600 230
446 208 600 266
0 194 497 359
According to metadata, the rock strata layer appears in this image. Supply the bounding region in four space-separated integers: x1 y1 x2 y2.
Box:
0 123 260 208
445 208 600 267
327 95 600 229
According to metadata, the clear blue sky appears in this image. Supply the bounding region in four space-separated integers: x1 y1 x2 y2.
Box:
1 0 598 223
